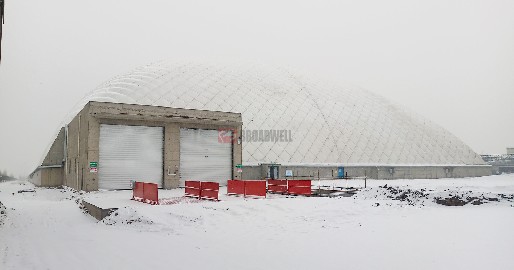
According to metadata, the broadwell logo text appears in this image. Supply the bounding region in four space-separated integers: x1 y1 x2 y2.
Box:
242 129 293 143
217 129 293 143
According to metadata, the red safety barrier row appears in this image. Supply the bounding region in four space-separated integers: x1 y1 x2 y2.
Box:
287 180 312 196
185 180 201 198
200 182 220 201
227 180 245 196
245 181 267 198
267 179 288 194
227 180 266 198
267 179 312 196
143 183 159 204
184 180 220 201
133 181 145 201
132 181 160 205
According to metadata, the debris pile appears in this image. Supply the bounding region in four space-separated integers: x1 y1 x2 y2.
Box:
356 184 514 207
434 193 511 206
17 189 35 193
379 185 430 206
101 207 153 226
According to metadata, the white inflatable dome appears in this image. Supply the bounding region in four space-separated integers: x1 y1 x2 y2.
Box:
68 61 485 166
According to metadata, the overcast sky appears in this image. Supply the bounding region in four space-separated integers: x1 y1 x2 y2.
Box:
1 0 513 177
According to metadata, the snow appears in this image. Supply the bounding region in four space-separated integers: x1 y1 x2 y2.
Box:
1 175 514 270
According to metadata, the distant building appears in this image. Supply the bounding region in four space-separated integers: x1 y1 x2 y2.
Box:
481 148 514 175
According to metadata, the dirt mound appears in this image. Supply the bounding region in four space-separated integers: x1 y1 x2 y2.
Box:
434 195 468 206
357 185 514 207
379 185 430 206
101 207 153 226
434 194 507 206
356 184 432 206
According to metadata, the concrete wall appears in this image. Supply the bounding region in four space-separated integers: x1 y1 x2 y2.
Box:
63 102 243 191
29 127 66 187
65 103 91 190
242 165 380 180
242 164 492 180
41 168 64 187
375 166 491 179
82 200 117 221
29 167 64 187
491 165 514 175
241 166 262 180
42 128 65 166
29 170 41 186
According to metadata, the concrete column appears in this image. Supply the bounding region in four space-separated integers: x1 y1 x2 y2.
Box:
232 126 243 180
84 116 100 191
164 123 180 189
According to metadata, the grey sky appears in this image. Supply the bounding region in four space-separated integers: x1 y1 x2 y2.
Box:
1 0 513 177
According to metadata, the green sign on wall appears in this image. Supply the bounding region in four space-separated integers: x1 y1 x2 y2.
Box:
89 162 98 173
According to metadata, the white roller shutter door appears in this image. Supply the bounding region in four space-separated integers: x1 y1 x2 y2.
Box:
99 124 164 190
180 128 232 185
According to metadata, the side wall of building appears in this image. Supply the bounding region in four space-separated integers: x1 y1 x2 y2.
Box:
39 168 64 187
64 103 91 190
242 164 492 180
29 128 66 187
29 170 42 186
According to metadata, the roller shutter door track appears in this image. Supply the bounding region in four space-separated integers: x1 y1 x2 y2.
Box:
179 128 232 185
99 124 164 190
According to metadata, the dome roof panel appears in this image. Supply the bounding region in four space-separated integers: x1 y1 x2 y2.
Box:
66 62 485 166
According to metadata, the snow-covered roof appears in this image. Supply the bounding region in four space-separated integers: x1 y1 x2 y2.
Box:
67 61 485 166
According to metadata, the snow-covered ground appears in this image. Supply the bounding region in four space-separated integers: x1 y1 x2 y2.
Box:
1 175 513 270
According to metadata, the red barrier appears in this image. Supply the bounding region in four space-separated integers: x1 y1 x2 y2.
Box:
244 181 267 198
227 180 245 196
132 181 159 205
200 182 219 201
143 183 159 205
132 181 145 202
267 179 288 194
287 180 312 196
185 181 201 198
227 180 266 198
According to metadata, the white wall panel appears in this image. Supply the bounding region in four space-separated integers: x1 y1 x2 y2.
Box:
99 124 163 189
180 128 232 185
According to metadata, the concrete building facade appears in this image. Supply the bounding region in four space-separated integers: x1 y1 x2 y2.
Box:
30 101 243 191
242 164 491 180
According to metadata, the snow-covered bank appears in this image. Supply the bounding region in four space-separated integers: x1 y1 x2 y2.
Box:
1 175 513 270
0 201 6 226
